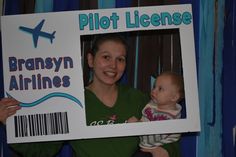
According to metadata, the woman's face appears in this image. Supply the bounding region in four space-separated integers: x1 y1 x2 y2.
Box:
88 40 126 86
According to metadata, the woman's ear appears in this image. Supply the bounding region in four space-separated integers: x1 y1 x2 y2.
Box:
87 53 94 68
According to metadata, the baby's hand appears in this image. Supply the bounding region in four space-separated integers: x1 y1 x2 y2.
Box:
127 116 139 123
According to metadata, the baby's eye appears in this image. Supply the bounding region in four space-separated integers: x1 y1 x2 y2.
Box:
152 84 156 89
158 87 163 91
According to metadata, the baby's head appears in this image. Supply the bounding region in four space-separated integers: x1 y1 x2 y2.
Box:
151 71 184 107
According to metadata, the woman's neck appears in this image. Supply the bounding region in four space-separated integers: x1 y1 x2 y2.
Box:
87 82 118 108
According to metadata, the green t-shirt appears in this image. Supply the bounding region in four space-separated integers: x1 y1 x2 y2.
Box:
70 84 148 157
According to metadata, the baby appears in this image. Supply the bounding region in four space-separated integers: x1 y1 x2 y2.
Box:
139 71 184 149
129 71 184 155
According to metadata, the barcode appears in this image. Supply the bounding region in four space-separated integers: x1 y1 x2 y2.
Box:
14 112 69 137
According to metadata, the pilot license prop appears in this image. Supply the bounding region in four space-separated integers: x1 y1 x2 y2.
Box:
1 4 200 143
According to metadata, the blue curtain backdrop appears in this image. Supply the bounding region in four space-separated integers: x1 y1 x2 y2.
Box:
197 0 224 156
0 0 229 157
222 0 236 157
34 0 53 13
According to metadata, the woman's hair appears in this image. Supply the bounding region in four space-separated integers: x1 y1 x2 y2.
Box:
91 33 128 56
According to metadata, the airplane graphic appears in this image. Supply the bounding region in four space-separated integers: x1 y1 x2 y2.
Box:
19 19 56 48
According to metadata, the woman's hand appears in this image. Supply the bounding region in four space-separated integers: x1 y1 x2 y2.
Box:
0 98 21 124
141 146 169 157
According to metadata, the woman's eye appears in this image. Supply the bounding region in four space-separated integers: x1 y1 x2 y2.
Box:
117 57 126 63
103 55 110 60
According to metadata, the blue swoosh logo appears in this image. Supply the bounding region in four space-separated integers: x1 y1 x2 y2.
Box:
6 92 83 108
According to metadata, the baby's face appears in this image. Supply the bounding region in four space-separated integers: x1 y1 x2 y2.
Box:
151 75 179 106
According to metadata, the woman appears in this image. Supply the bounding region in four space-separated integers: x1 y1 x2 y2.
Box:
2 33 180 157
70 33 149 157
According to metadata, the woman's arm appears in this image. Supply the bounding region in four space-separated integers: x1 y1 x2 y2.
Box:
141 140 181 157
141 146 169 157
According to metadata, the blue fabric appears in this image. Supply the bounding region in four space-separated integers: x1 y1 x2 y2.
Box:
35 0 53 13
53 0 79 11
180 133 198 157
0 126 2 157
197 0 223 157
119 70 128 84
0 30 7 157
0 34 4 99
3 0 21 15
116 0 132 8
213 0 224 156
98 0 116 9
0 125 3 157
197 0 214 156
56 143 73 157
0 125 11 157
222 0 236 157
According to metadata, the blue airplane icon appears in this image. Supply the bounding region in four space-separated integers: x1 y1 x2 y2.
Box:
19 19 56 48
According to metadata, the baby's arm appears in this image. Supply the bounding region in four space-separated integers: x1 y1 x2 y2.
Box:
159 133 181 144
